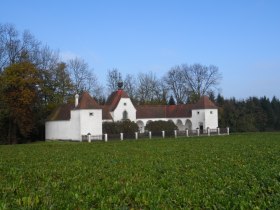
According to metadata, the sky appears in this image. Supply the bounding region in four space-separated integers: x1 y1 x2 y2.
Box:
1 0 280 99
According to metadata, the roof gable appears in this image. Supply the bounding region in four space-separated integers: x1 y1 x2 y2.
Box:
193 96 217 109
75 92 100 109
105 89 130 111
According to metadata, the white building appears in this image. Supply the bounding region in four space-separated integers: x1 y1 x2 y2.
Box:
45 86 218 141
45 92 102 141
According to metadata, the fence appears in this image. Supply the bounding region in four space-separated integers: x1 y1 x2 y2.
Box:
81 127 230 142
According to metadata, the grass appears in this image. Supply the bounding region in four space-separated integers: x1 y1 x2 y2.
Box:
1 133 280 209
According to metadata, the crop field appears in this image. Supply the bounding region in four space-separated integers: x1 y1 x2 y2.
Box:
1 133 280 209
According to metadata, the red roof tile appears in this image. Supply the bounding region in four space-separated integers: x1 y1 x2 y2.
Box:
105 89 130 111
136 104 193 119
101 105 113 120
47 92 100 121
193 96 217 109
47 93 217 121
47 104 74 121
75 92 100 109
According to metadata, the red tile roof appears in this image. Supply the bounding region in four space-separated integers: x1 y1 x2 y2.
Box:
47 93 217 121
47 92 100 121
193 96 217 109
47 104 74 121
75 92 100 109
136 96 217 119
136 104 193 119
101 105 113 120
104 89 130 111
101 89 130 120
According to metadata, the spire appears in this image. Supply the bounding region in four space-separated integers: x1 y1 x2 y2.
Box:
117 73 123 90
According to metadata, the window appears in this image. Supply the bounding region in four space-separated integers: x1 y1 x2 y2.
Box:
197 111 200 115
210 111 213 114
123 110 128 120
89 112 94 116
124 102 127 106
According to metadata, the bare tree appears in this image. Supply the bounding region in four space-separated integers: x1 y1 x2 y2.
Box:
106 68 122 93
124 74 138 99
182 63 222 102
137 72 167 104
68 57 102 97
164 66 188 104
0 24 41 71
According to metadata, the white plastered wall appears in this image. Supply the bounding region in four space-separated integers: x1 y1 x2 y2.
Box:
112 98 136 122
191 109 218 129
45 110 80 141
45 109 102 141
79 109 102 136
204 109 218 129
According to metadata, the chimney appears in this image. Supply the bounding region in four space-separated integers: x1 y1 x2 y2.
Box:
75 94 79 107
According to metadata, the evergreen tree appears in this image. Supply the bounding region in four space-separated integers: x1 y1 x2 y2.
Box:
168 95 176 105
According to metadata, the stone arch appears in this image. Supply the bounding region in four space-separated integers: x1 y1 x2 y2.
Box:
168 119 174 123
146 120 153 126
185 119 192 130
176 119 185 131
137 120 145 133
144 120 153 132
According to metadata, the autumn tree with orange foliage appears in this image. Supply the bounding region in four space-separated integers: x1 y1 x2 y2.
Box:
1 61 41 143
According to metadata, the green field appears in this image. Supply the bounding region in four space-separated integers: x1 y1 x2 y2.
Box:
1 133 280 209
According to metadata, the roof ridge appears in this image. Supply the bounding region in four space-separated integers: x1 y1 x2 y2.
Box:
75 92 100 109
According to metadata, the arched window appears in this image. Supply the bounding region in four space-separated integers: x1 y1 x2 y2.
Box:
123 110 128 120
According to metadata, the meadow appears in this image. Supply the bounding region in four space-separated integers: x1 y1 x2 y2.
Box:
1 133 280 209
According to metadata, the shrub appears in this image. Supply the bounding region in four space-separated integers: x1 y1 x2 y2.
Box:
145 120 178 132
103 120 139 134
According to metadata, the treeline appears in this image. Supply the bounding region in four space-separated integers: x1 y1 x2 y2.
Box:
216 95 280 132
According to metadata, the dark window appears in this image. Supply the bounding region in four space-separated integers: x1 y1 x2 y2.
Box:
89 112 94 116
123 110 128 119
197 111 200 115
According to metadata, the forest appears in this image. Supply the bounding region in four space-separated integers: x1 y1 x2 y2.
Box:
0 23 279 144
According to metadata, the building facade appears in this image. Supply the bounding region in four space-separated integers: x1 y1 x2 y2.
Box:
45 88 218 141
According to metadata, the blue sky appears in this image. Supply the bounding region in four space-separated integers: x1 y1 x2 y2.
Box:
1 0 280 99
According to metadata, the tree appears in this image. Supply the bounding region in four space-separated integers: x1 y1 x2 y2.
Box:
145 120 178 132
168 95 176 105
0 23 41 71
68 57 102 98
52 62 74 104
0 61 41 143
35 46 60 106
137 72 167 104
106 68 122 93
182 63 222 102
123 74 138 101
164 66 188 104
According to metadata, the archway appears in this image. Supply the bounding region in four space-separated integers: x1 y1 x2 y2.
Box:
176 119 184 131
137 120 145 133
185 119 192 130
